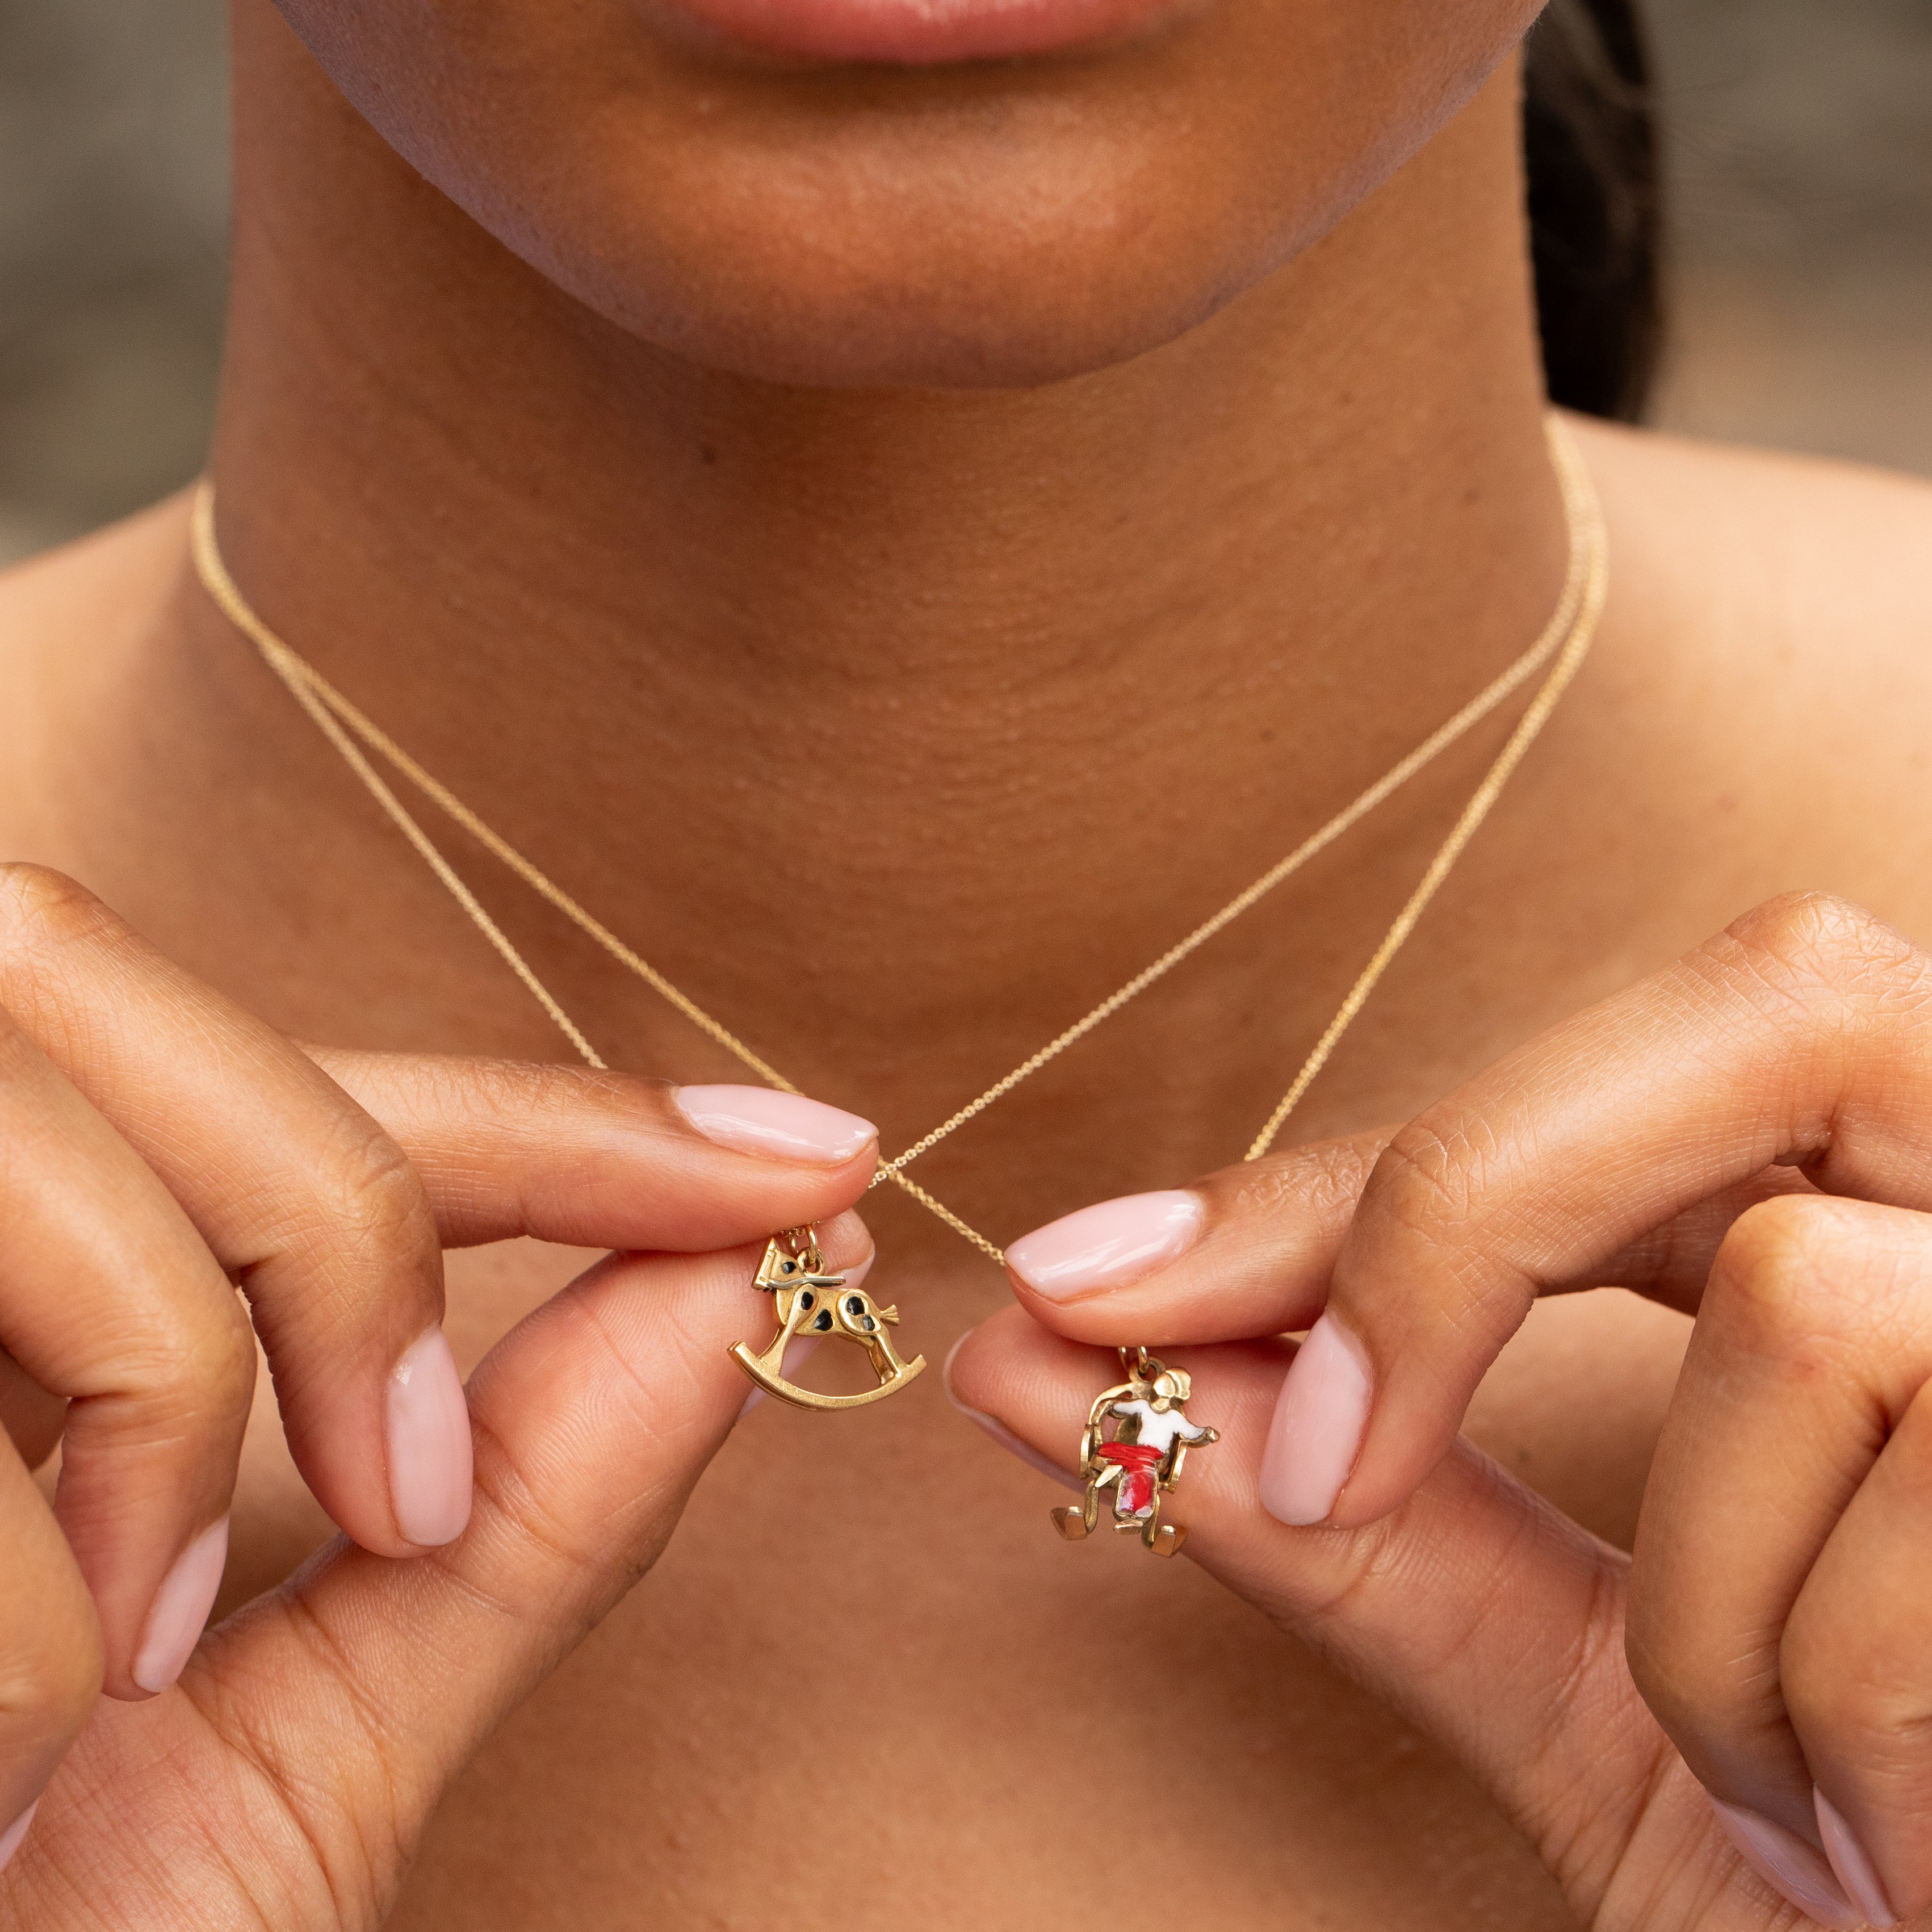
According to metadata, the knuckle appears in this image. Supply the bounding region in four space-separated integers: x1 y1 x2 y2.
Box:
1709 1194 1830 1326
495 1059 649 1125
1371 1107 1502 1238
1353 1110 1535 1348
309 1113 438 1274
124 1296 258 1432
1783 1622 1932 1779
1708 1197 1839 1352
200 1302 263 1415
378 1053 652 1135
1233 1137 1377 1221
1708 1194 1922 1352
1713 892 1927 1011
472 1062 673 1172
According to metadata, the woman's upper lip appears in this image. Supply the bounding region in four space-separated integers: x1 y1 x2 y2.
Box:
653 0 1183 66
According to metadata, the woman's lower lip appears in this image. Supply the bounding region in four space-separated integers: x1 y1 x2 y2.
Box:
660 0 1180 65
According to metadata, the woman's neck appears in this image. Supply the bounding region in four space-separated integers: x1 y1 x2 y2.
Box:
73 26 1573 1238
210 14 1558 744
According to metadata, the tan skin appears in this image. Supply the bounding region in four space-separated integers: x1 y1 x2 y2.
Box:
1 0 1931 1924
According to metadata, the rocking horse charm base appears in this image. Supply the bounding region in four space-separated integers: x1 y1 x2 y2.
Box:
730 1229 927 1413
1052 1348 1217 1557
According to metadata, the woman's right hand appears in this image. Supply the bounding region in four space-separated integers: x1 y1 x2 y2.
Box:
0 863 879 1926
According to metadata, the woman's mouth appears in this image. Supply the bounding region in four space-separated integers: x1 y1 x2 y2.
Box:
653 0 1184 66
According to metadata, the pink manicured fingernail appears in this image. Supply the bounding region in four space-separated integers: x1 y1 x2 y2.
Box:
1816 1789 1898 1927
387 1327 473 1548
132 1515 229 1694
1711 1800 1860 1930
941 1334 1083 1493
1005 1191 1204 1300
674 1085 875 1165
0 1800 38 1874
1259 1314 1371 1526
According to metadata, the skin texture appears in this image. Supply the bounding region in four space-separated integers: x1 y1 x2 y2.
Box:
0 0 1930 1926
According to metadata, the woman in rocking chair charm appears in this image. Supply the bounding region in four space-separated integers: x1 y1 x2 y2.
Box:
1052 1349 1217 1558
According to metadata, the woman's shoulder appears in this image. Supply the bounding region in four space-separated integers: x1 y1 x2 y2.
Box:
0 491 191 649
0 493 191 850
1569 413 1932 938
1573 413 1932 674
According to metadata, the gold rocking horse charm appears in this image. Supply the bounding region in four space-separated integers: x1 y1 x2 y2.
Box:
730 1227 927 1412
1052 1348 1218 1557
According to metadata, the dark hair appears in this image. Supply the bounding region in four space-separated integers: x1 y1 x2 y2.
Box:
1522 0 1664 421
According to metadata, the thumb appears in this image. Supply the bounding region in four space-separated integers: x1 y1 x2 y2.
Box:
186 1214 873 1917
947 1308 1750 1931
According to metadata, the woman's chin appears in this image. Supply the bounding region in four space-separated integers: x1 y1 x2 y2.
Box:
538 215 1276 390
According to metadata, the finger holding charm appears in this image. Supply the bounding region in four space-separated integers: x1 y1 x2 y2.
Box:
990 894 1932 1925
950 1307 1867 1932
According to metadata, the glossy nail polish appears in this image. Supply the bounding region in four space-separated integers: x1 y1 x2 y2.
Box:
1710 1799 1860 1930
1005 1191 1204 1300
1258 1314 1371 1526
0 1801 38 1874
674 1085 876 1164
1816 1788 1898 1928
132 1515 230 1694
941 1334 1083 1493
387 1327 474 1548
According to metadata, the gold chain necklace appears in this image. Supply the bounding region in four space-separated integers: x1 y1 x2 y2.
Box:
189 417 1607 1410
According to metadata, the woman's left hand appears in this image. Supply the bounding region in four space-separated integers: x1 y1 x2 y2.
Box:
950 892 1932 1931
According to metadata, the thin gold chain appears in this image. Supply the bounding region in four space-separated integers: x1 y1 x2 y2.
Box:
189 418 1606 1264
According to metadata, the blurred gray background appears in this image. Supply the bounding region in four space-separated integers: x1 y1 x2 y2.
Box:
0 0 1927 568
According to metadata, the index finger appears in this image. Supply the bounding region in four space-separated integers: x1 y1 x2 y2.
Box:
307 1050 881 1252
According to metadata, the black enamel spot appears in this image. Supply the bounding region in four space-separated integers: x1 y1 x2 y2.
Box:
812 1310 834 1331
845 1296 865 1315
799 1291 815 1311
861 1317 877 1332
